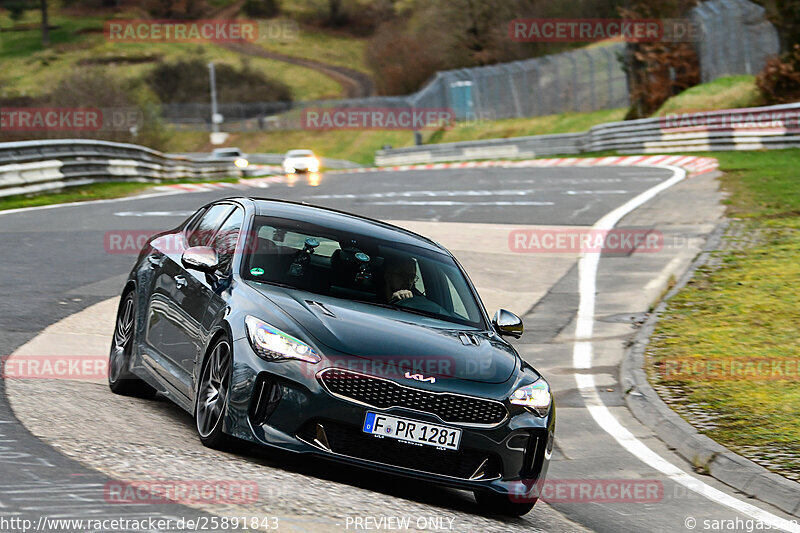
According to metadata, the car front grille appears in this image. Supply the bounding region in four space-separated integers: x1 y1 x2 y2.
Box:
298 421 501 480
318 368 508 426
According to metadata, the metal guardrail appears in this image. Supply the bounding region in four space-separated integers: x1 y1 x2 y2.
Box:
0 139 239 198
375 103 800 165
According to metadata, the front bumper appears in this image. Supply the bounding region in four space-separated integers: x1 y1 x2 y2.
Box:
283 161 318 173
225 338 553 496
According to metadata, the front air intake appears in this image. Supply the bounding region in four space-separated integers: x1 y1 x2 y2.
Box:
249 374 282 425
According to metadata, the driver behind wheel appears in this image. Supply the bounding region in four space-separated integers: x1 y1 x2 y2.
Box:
382 255 421 303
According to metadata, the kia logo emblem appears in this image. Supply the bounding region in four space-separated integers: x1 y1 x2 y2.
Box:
404 371 436 383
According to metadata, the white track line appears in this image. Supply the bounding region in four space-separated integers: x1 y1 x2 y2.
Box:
572 164 800 532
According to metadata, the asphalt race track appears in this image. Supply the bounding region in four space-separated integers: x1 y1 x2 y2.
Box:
1 166 798 533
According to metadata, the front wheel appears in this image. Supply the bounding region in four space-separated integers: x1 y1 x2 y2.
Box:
474 490 536 517
108 291 156 398
195 336 233 450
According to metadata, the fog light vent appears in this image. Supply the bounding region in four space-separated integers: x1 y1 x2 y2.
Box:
249 374 281 425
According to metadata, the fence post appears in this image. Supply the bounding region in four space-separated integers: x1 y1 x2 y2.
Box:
566 53 579 112
582 50 597 111
543 56 562 114
506 63 524 118
706 2 727 78
600 46 615 108
530 60 542 117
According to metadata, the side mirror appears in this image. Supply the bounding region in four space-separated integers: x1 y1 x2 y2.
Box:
493 309 523 338
182 246 219 273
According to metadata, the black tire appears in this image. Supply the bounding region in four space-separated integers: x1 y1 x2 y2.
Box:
108 291 157 398
474 490 536 517
195 335 233 450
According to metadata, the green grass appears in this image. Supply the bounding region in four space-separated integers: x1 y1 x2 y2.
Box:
0 181 151 211
713 151 800 219
646 148 800 479
656 75 763 116
435 108 628 142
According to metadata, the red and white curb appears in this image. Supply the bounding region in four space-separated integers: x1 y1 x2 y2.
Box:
330 155 719 177
153 155 719 193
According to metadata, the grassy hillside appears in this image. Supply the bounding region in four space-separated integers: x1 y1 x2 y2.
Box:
656 75 763 116
0 8 351 101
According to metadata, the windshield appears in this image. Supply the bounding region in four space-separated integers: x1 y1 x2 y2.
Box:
241 216 485 329
287 150 314 157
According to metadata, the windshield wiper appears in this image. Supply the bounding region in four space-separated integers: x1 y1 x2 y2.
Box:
249 279 298 290
367 301 441 320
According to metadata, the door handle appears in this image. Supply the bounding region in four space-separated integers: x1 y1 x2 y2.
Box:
174 275 187 289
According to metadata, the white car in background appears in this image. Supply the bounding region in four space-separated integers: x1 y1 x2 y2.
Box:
283 149 320 174
210 147 249 170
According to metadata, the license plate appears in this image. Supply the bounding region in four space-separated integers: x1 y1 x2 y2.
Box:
363 412 462 451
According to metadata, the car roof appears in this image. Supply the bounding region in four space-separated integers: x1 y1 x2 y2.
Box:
287 149 313 155
234 197 445 252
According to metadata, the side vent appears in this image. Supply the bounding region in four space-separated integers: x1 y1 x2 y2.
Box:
306 300 336 318
459 333 482 346
249 374 282 426
523 434 540 475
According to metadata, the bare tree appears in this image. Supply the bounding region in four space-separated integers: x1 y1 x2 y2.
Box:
40 0 49 46
328 0 345 25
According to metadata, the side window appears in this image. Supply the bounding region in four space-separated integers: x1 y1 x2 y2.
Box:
213 208 244 272
444 275 468 319
413 259 425 295
187 204 235 247
183 208 206 237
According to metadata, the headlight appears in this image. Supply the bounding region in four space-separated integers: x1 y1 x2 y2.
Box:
509 379 551 417
234 158 249 169
309 158 320 172
244 315 320 363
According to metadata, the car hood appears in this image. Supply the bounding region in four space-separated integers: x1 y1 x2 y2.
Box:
250 283 518 384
